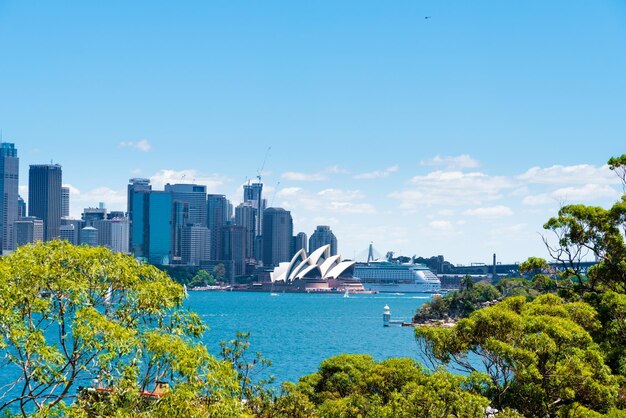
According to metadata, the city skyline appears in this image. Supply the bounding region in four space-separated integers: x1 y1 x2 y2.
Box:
1 1 625 263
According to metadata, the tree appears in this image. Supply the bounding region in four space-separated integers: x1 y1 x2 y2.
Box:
416 294 619 417
0 241 243 417
213 263 226 283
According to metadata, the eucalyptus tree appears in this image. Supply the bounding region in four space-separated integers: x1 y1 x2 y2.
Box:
0 240 243 417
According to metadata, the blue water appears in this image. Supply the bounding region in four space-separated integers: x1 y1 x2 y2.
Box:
187 291 430 384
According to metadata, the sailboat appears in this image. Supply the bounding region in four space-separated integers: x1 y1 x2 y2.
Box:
343 288 349 298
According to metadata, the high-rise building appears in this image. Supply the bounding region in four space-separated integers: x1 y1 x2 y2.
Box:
130 191 172 264
164 184 207 226
28 164 62 241
127 178 151 249
292 232 308 257
207 194 229 260
262 207 293 268
171 200 190 262
109 217 130 254
0 143 19 252
17 195 26 218
14 217 44 247
221 224 246 276
234 202 256 261
82 207 107 225
181 225 210 265
243 182 265 236
309 225 337 256
61 186 70 218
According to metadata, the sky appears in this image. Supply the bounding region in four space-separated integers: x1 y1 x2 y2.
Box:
1 1 625 264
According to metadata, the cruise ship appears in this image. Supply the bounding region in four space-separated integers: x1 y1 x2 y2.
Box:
353 261 441 293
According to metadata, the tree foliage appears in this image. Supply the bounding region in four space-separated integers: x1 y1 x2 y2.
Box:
416 294 619 417
0 241 244 417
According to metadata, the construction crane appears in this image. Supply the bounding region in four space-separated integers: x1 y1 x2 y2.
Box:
256 146 271 183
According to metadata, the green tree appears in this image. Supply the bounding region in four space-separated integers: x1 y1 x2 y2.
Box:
0 241 244 417
416 294 619 417
213 263 226 283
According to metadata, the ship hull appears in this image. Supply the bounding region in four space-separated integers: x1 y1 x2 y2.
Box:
361 281 440 293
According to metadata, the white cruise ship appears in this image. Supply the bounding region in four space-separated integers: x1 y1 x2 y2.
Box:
353 261 441 293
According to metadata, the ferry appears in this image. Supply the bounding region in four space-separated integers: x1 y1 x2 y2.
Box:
354 260 441 293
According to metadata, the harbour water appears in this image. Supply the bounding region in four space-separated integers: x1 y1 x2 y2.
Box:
187 291 431 384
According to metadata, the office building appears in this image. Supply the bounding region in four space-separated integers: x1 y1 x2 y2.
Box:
0 143 19 252
17 195 26 218
181 224 210 265
164 183 207 226
292 232 307 257
61 186 70 218
207 194 229 260
243 182 265 237
14 217 43 247
221 224 246 276
80 226 98 247
127 178 151 248
28 164 62 241
61 218 83 245
262 207 293 268
130 191 172 264
309 225 337 256
235 202 256 261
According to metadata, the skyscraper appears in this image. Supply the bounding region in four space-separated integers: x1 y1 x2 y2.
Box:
234 202 256 261
28 164 62 241
221 224 246 276
14 217 43 247
61 186 70 218
127 178 151 249
130 191 172 264
292 231 308 257
243 182 265 237
309 225 338 256
17 195 26 218
262 207 293 268
164 183 207 226
207 194 229 261
0 143 19 252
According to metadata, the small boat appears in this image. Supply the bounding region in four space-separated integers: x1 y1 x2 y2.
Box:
270 292 280 296
343 288 349 298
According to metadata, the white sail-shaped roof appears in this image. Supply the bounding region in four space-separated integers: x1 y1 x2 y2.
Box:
269 243 354 282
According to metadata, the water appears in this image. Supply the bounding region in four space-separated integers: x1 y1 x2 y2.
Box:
187 291 430 384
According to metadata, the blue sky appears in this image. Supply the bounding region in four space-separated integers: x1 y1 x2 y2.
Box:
1 1 625 264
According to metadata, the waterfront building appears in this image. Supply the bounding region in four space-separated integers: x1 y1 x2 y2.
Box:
181 224 210 265
262 207 293 268
309 225 337 256
221 224 246 276
14 217 44 247
234 202 256 261
61 186 70 218
164 183 207 226
80 226 98 247
28 164 62 241
0 143 19 252
207 194 229 260
292 232 307 257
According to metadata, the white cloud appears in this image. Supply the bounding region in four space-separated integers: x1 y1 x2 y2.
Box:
420 154 480 169
523 184 619 205
149 169 229 192
281 172 327 181
62 183 126 218
119 139 152 152
354 165 399 180
517 164 617 185
429 220 454 232
318 189 364 201
390 170 513 208
327 201 377 214
464 205 513 218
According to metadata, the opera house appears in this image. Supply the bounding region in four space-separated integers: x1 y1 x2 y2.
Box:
269 244 364 292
